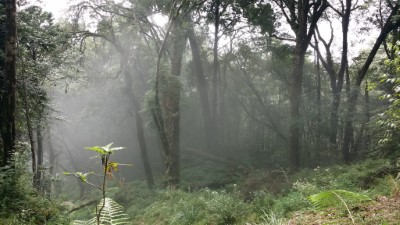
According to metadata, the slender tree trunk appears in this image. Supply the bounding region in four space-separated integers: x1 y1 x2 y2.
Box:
329 90 341 145
186 20 213 149
124 71 155 189
36 123 44 191
1 0 16 167
121 59 155 189
106 31 156 189
135 109 155 188
123 67 155 188
211 0 220 151
288 48 306 170
363 80 370 152
23 83 37 184
315 52 321 160
46 139 56 196
0 0 5 164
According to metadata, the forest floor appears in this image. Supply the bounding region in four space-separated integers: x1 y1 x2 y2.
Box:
288 194 400 224
65 159 400 225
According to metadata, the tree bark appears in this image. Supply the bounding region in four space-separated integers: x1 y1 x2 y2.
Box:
23 82 37 185
1 0 16 167
288 45 306 170
161 22 185 187
0 0 5 164
46 139 56 196
212 0 221 126
36 123 44 191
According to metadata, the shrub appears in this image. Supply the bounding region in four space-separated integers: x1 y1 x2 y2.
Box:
0 143 69 224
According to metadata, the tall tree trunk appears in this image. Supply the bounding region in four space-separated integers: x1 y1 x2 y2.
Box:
153 16 186 188
363 80 370 152
288 46 306 170
0 0 5 164
276 0 327 170
288 0 309 170
1 0 16 167
123 64 155 189
46 139 56 196
329 90 341 145
211 0 220 151
23 82 37 185
329 0 350 146
186 20 213 149
161 22 185 187
36 123 44 191
315 50 322 160
135 108 155 188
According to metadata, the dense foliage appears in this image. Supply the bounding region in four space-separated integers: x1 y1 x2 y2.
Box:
2 0 400 224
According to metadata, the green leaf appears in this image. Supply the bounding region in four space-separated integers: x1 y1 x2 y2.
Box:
63 171 94 183
85 143 125 155
85 146 108 155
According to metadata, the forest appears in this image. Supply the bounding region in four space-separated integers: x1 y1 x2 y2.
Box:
1 0 400 224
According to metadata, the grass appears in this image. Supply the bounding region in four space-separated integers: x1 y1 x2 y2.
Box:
62 158 400 224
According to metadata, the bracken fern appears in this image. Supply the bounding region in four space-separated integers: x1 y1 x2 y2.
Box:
72 198 129 225
308 189 371 209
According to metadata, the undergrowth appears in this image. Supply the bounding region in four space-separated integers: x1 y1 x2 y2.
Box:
0 143 69 225
64 158 398 224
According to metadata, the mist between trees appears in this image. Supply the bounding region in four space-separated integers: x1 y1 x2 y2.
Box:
1 0 400 205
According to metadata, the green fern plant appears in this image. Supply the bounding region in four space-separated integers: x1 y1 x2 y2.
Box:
72 198 129 225
308 189 371 224
308 189 371 209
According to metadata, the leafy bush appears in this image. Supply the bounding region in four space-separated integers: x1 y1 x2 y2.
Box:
0 143 69 224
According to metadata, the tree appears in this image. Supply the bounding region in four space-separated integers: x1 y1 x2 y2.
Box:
70 0 156 188
17 5 72 189
272 0 328 169
0 0 17 167
311 0 353 148
342 1 400 162
153 14 187 187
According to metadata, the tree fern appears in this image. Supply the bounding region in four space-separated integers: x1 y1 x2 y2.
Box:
308 189 371 209
72 198 129 225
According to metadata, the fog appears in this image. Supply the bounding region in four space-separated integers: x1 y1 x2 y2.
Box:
49 79 165 183
28 0 392 194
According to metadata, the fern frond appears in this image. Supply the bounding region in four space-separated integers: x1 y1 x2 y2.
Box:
308 189 371 209
72 218 97 225
72 198 129 225
98 198 130 224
